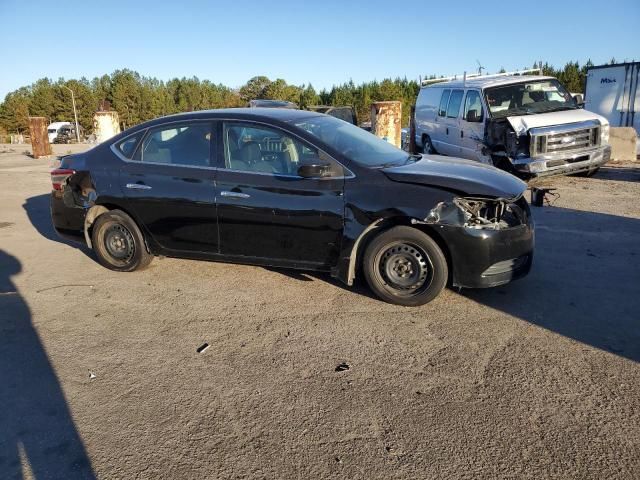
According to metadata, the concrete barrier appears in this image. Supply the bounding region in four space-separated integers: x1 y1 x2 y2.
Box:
609 127 638 162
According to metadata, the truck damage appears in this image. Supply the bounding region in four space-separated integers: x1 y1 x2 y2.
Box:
485 118 530 170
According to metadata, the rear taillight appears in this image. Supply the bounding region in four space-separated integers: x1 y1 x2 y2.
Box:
51 168 75 191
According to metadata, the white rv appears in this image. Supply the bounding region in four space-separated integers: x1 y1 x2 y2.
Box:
47 122 72 143
414 70 611 177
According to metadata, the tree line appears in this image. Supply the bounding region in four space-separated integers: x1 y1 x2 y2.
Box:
0 59 610 136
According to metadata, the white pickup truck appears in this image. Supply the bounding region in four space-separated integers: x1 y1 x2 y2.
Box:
414 71 611 177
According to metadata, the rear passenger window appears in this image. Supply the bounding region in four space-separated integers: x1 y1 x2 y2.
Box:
139 123 212 167
438 89 451 117
446 90 464 118
116 133 143 159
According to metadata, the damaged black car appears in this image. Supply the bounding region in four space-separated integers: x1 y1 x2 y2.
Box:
51 108 534 306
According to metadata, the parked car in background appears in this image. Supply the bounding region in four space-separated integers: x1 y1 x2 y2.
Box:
53 124 81 143
51 108 533 306
308 106 357 125
249 99 298 109
47 121 72 143
415 70 612 177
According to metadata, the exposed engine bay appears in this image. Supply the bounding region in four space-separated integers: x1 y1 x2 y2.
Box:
423 195 528 230
484 118 530 164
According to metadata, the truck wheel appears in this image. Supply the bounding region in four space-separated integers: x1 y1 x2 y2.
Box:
91 209 152 272
422 135 436 154
363 226 448 306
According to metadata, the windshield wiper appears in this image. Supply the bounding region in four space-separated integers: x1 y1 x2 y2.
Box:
404 154 422 164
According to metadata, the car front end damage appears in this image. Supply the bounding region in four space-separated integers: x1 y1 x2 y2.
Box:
418 194 534 288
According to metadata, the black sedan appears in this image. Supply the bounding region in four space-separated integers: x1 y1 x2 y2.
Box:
51 108 534 306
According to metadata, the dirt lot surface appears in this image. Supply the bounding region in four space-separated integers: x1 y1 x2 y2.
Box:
1 143 639 479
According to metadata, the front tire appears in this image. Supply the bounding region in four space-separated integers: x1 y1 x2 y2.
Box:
91 209 152 272
422 135 436 154
363 226 448 306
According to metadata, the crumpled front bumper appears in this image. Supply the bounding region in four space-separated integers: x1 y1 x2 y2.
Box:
513 145 611 177
434 198 535 289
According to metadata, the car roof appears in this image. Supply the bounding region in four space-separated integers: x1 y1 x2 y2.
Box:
422 75 556 90
145 107 322 125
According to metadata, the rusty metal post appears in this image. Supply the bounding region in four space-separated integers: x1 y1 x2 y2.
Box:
371 101 401 148
409 105 417 154
28 117 52 158
93 111 121 144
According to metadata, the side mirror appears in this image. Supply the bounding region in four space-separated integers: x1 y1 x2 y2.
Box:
466 109 482 122
298 163 332 178
573 94 584 108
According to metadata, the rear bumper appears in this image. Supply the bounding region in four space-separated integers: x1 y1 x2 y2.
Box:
50 192 86 242
437 209 534 289
513 145 611 177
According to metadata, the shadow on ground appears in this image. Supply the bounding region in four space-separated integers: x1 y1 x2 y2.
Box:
590 166 640 183
23 192 640 363
23 194 91 255
0 250 96 479
464 206 640 363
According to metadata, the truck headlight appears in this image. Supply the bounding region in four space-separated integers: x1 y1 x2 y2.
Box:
600 124 610 145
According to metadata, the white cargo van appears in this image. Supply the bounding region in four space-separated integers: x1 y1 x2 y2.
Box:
47 122 72 144
414 70 611 177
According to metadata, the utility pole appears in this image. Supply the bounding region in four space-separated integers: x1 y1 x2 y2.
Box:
62 85 81 143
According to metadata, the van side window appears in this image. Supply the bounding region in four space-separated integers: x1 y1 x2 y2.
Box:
446 90 464 118
438 90 451 117
463 91 484 122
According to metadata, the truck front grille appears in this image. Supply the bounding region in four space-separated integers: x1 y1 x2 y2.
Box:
530 123 600 156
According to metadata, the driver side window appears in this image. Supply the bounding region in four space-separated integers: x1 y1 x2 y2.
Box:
222 122 343 177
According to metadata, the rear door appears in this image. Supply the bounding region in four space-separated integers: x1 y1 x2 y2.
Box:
214 121 345 268
118 121 218 253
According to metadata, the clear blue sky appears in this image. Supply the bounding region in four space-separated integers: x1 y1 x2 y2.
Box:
1 0 638 100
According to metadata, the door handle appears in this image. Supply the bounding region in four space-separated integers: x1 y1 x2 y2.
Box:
446 127 449 135
461 130 464 138
126 183 152 190
221 191 250 199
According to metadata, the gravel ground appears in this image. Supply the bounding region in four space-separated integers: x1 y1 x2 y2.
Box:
1 144 639 479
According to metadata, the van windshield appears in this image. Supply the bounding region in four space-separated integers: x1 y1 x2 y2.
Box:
293 115 412 168
484 79 576 118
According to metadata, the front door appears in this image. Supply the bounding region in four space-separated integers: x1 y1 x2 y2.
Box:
215 121 345 268
119 121 218 253
459 89 487 162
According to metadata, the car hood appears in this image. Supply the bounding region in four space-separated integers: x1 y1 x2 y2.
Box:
507 108 609 136
383 155 527 199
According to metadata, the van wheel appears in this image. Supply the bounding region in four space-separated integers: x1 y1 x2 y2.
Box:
422 135 436 154
363 226 448 306
91 209 152 272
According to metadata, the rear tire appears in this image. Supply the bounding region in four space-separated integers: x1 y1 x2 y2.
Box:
91 209 152 272
363 226 448 306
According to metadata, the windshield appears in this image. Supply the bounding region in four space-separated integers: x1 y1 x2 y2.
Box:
293 115 410 167
484 79 575 118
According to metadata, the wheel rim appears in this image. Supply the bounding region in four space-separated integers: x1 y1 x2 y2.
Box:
379 242 433 295
424 137 432 153
103 224 135 264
